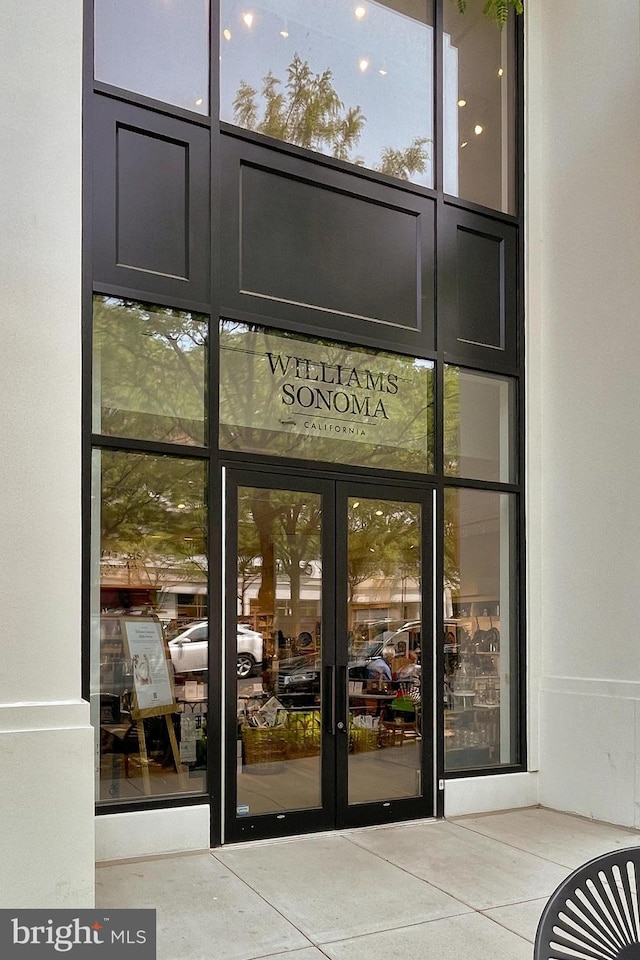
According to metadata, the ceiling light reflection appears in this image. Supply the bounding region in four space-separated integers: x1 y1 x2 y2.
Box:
242 12 254 28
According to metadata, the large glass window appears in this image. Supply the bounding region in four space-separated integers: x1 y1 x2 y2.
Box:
444 487 518 771
443 3 516 212
92 296 208 446
444 366 515 482
236 486 323 816
219 321 434 473
220 0 434 186
94 0 210 115
91 450 208 803
346 496 423 804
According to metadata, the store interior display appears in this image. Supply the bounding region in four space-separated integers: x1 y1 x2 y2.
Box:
444 609 501 769
98 614 207 800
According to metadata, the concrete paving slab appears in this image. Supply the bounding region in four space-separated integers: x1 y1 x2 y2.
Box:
96 852 311 960
452 806 640 868
346 818 570 910
214 833 470 942
320 911 532 960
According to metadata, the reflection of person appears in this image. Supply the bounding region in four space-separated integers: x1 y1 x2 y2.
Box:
366 645 395 682
397 650 420 681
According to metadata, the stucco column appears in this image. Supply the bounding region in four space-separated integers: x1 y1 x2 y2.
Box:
0 1 94 905
527 0 640 825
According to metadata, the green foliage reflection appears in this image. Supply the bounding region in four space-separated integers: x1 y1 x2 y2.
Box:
93 296 207 446
98 450 207 605
233 54 430 181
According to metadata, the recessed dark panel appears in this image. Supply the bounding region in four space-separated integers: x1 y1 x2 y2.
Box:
116 127 188 278
456 227 503 349
220 135 435 356
240 166 418 328
438 205 517 371
92 94 210 305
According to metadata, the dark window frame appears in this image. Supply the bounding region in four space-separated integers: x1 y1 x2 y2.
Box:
83 0 526 835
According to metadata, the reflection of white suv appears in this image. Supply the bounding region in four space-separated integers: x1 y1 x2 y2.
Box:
168 622 264 679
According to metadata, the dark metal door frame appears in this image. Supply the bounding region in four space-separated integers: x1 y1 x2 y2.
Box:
223 467 435 843
334 480 435 830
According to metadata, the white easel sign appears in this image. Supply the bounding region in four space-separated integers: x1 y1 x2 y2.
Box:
124 619 174 712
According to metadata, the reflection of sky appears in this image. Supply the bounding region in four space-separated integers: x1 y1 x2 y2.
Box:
220 0 433 186
94 0 210 114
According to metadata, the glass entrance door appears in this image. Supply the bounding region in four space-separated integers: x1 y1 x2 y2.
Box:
224 471 432 841
339 491 426 820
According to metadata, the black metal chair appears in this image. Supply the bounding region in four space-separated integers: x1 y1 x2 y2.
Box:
534 846 640 959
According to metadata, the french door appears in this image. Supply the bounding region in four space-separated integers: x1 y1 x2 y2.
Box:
224 469 434 841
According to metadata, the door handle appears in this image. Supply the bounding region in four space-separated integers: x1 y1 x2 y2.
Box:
324 666 347 734
336 664 347 733
324 665 335 735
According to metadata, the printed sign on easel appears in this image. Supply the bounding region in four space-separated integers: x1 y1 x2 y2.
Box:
123 618 174 713
120 617 187 794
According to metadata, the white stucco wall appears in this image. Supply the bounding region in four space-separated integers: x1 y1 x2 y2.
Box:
2 0 639 879
0 1 94 904
527 0 640 825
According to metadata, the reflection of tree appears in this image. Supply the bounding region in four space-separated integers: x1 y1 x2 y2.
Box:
347 500 420 607
99 451 207 604
233 54 429 181
93 296 207 446
238 488 321 638
455 0 523 28
219 321 434 473
278 497 321 636
237 499 262 613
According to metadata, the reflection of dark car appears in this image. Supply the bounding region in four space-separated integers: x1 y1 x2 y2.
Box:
275 650 381 706
275 621 429 705
275 654 321 704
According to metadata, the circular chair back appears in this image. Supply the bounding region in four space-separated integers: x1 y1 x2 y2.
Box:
534 846 640 959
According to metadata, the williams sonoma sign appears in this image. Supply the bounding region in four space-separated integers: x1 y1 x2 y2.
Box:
267 352 398 429
219 324 433 471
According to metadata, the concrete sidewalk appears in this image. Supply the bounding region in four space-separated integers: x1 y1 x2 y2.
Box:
96 807 640 959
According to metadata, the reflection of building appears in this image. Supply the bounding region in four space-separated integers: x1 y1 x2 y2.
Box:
4 0 640 909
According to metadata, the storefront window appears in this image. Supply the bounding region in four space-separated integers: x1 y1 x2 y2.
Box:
92 296 208 446
444 487 518 771
444 366 515 482
91 449 208 803
236 486 323 815
220 0 434 187
219 321 434 473
443 3 516 212
94 0 210 115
